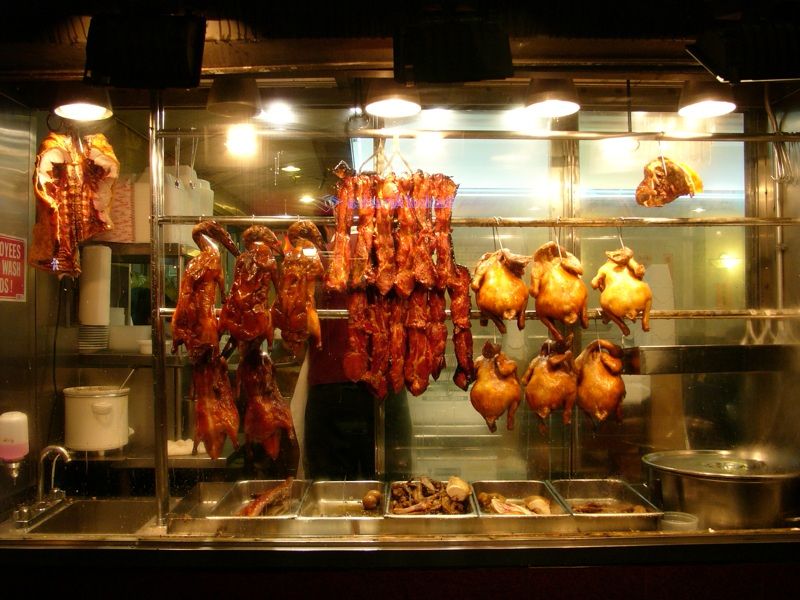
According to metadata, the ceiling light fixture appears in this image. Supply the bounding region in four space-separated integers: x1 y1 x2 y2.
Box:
207 76 261 119
53 82 113 121
282 165 301 173
524 79 580 118
364 80 421 119
678 80 736 118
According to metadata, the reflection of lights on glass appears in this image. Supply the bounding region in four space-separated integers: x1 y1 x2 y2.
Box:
349 106 363 116
692 207 706 213
601 136 640 157
415 131 444 157
258 101 295 125
503 107 550 134
281 165 301 173
225 124 258 156
299 194 315 204
302 247 318 256
711 253 742 269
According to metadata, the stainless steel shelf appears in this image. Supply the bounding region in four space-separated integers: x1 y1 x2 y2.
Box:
623 344 800 375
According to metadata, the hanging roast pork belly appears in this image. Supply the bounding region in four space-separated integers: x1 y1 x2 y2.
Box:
30 132 120 276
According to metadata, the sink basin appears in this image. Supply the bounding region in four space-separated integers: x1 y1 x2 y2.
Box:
27 499 155 535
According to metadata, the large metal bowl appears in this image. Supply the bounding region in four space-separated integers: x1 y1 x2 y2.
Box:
642 449 800 529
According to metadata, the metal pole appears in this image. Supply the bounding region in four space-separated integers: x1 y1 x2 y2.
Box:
149 90 170 525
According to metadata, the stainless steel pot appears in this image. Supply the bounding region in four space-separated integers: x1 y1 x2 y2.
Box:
642 449 800 529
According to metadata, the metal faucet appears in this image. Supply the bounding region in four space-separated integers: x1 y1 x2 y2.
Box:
37 445 71 503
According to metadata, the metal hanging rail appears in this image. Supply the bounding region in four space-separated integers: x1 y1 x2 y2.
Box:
155 128 800 143
157 307 800 321
158 215 800 228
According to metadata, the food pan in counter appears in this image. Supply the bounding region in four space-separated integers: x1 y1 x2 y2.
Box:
472 480 575 534
548 479 662 532
297 480 384 535
384 478 478 534
210 479 307 519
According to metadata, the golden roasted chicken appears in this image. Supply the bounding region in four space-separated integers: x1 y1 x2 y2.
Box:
530 242 588 342
470 341 521 433
571 339 626 423
218 226 281 346
272 235 325 357
30 132 120 276
635 156 703 207
471 249 531 333
591 246 653 336
521 338 577 426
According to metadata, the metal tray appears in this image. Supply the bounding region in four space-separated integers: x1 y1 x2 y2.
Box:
548 479 662 532
472 480 575 534
210 479 308 519
383 479 478 534
385 479 476 519
297 480 384 536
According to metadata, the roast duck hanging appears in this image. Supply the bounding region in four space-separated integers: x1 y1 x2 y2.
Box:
521 337 578 427
570 339 626 423
591 246 653 336
529 241 589 342
30 132 120 277
471 248 531 334
470 341 521 433
171 221 241 459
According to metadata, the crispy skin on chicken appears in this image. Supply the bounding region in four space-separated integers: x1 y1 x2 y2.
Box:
471 249 531 333
521 338 577 426
635 156 703 207
325 164 355 293
570 339 626 423
343 290 370 382
591 246 653 336
375 174 398 295
272 236 324 357
30 132 120 276
237 340 295 461
530 242 589 342
349 173 376 289
404 285 433 396
219 226 281 346
192 356 240 459
470 341 521 433
448 263 475 391
172 221 240 364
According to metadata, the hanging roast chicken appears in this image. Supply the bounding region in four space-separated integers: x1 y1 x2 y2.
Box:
591 246 652 336
470 341 521 433
471 249 531 333
570 339 626 423
530 241 589 342
635 156 703 207
30 132 120 277
521 338 577 427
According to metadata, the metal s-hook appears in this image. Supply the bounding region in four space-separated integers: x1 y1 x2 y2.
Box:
553 217 563 260
617 223 626 249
